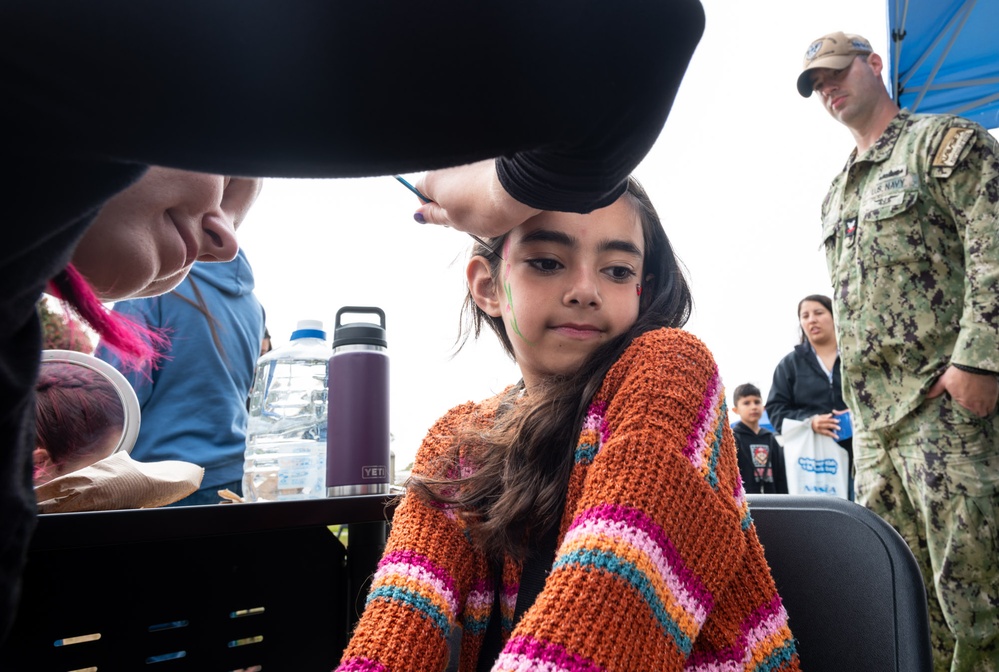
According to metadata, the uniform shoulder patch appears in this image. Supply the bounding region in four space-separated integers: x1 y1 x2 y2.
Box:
932 127 975 169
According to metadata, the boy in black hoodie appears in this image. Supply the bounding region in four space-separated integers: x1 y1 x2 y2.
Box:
731 383 788 494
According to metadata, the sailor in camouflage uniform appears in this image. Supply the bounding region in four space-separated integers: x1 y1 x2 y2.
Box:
798 32 999 672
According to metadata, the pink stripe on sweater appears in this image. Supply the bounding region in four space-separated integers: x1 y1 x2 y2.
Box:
375 561 459 617
562 518 709 626
742 595 790 650
379 550 458 596
582 400 609 443
734 481 746 507
682 370 723 470
571 505 713 612
466 588 494 611
684 659 743 671
684 596 792 670
494 653 574 672
494 635 602 672
336 657 389 672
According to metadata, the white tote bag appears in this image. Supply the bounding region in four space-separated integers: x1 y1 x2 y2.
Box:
780 418 850 498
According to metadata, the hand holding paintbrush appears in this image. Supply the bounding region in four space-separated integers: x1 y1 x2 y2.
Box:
395 159 542 250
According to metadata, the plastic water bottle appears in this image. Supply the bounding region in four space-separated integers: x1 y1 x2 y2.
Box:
243 320 330 501
327 307 390 497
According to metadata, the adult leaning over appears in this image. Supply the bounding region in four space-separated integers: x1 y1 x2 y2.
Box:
0 0 706 644
766 294 853 498
798 30 999 669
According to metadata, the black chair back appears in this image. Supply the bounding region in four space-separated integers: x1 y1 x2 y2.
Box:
748 494 933 671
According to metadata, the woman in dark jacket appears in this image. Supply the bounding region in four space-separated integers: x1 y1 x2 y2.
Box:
766 294 853 496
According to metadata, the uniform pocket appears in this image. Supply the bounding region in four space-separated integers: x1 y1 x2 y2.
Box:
929 394 999 466
821 215 844 272
821 216 839 248
858 189 925 267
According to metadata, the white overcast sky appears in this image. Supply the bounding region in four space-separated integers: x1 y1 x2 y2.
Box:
236 1 893 470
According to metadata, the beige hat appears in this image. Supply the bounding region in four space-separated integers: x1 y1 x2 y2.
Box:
797 31 873 97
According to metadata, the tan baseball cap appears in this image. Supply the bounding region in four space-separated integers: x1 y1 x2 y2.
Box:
797 31 873 97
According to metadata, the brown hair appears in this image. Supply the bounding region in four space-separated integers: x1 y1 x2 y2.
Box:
411 177 692 561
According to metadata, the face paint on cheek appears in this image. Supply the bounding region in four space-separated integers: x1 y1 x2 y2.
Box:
500 236 532 344
503 276 531 344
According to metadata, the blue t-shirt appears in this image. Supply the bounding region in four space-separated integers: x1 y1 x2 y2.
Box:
97 249 264 490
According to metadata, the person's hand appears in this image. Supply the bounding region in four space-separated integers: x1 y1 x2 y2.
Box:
413 159 541 239
927 365 999 417
810 413 841 438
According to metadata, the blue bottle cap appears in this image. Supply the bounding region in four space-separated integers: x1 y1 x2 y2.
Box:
290 319 326 341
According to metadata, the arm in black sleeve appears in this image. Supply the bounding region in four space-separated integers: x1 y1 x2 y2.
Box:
766 353 809 435
4 0 704 213
0 1 704 644
770 435 789 495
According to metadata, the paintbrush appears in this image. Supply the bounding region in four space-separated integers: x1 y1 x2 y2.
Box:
394 176 501 257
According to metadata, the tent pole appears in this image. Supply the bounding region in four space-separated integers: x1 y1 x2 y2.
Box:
911 0 976 112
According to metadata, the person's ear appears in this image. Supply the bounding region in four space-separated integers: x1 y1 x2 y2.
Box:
33 447 54 469
32 447 56 484
466 256 502 318
867 53 883 77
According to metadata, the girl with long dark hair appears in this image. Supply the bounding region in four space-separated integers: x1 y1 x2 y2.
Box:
338 178 799 672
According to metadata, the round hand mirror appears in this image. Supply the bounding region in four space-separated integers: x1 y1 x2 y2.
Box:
38 350 141 463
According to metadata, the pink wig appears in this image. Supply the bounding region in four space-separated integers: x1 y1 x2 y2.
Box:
46 264 170 371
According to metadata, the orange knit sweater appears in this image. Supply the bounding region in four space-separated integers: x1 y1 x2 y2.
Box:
338 328 800 671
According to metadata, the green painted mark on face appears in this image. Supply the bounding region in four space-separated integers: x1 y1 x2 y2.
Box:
501 241 532 345
504 275 530 343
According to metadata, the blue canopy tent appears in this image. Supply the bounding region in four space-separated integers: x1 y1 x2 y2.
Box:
887 0 999 130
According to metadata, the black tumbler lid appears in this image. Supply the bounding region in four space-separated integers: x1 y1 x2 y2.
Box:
333 306 387 348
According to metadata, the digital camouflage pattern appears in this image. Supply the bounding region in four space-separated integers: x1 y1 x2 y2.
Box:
854 395 999 671
823 109 999 672
821 110 999 431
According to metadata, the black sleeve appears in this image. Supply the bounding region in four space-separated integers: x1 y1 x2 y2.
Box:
4 0 704 213
832 357 850 412
770 435 789 495
0 0 704 645
765 353 810 434
732 433 755 494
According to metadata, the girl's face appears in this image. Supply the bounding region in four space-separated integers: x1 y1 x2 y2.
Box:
71 167 261 300
468 197 645 391
799 300 836 347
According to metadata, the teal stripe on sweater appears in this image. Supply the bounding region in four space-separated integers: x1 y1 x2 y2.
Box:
754 640 797 671
574 442 599 465
706 416 724 489
553 548 692 655
463 614 489 635
367 586 449 633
